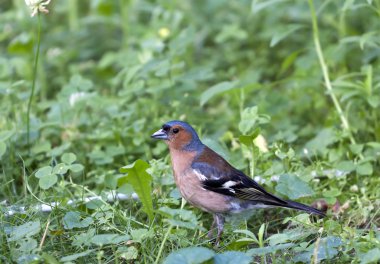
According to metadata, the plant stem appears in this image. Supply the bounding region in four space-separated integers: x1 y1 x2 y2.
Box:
251 146 255 177
119 0 130 45
154 225 173 264
26 13 42 150
68 0 79 31
307 0 356 145
39 218 50 250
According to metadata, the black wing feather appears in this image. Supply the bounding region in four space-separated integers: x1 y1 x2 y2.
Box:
192 161 286 205
193 162 325 216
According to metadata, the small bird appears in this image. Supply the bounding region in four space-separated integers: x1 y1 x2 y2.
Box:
151 120 325 244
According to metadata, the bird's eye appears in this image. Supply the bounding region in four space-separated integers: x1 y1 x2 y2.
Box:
172 128 179 134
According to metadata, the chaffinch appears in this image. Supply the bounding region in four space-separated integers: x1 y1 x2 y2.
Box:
151 120 325 244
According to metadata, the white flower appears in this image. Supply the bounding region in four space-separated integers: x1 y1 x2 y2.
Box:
350 185 358 192
270 175 280 182
25 0 51 17
69 92 87 107
254 176 265 184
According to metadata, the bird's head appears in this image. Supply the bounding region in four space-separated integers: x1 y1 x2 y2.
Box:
151 120 204 151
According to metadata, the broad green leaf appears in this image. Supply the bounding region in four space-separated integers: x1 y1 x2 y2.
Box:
283 213 312 226
159 207 201 230
275 174 314 199
41 253 60 264
361 248 380 264
180 67 214 81
69 163 84 173
0 141 6 159
356 162 373 175
270 25 304 47
85 199 104 209
117 246 138 260
49 143 71 157
247 243 295 256
62 153 76 164
106 145 125 157
324 219 342 233
88 149 113 165
367 142 380 149
8 221 40 242
8 33 33 54
268 229 311 246
39 174 58 190
159 207 198 222
16 237 38 252
91 234 130 246
367 96 380 108
239 106 270 134
234 230 259 244
0 129 14 141
349 144 364 154
258 223 266 245
163 247 215 264
60 250 94 262
305 128 337 156
239 128 261 148
63 211 94 229
66 74 93 91
130 228 154 242
16 254 40 263
215 24 248 43
165 219 199 230
72 229 95 247
200 81 239 106
117 183 134 195
31 141 51 154
323 188 341 198
251 0 287 13
280 50 302 75
123 65 142 85
239 106 258 134
359 31 377 50
119 160 154 221
336 160 355 172
35 166 53 178
294 236 342 262
169 27 195 55
53 163 69 174
214 251 251 264
155 59 170 77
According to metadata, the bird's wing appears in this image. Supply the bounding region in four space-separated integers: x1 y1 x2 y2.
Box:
191 147 326 216
192 162 285 205
191 147 287 206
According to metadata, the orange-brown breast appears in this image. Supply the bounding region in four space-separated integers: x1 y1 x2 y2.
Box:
169 148 230 213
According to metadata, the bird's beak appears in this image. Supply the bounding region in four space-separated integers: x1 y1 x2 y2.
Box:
151 129 168 140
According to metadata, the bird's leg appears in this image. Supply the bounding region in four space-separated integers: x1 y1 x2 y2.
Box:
207 214 217 239
215 214 225 246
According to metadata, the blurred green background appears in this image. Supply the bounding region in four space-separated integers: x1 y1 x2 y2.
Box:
0 0 379 263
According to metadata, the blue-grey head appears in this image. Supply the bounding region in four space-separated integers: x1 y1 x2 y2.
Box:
151 120 204 151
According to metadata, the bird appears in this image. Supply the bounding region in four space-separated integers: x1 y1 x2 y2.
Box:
151 120 325 245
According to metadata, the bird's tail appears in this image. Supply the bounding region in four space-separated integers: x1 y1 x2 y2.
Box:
281 199 326 217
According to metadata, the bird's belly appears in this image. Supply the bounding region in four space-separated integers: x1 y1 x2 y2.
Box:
175 170 230 213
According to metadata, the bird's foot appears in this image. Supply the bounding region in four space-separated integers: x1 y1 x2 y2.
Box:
209 214 224 247
207 228 216 240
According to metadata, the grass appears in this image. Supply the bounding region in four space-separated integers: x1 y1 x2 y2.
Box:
0 0 379 263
